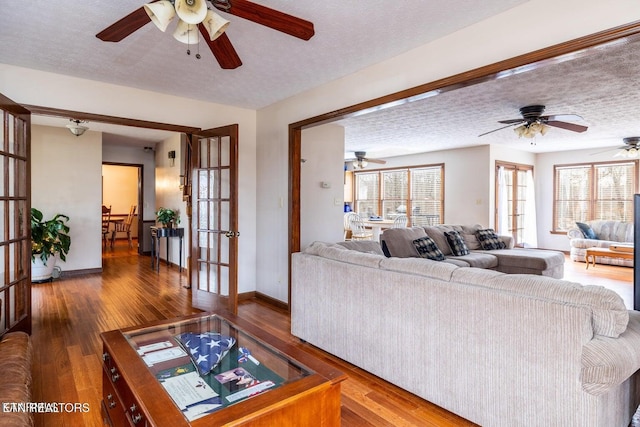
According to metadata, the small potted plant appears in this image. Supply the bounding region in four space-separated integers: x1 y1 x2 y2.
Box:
31 208 71 282
156 207 180 228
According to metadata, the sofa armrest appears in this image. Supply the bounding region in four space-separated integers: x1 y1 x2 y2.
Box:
499 235 514 249
567 227 584 239
581 311 640 396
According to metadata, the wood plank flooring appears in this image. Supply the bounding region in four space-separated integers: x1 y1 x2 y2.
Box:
29 243 632 426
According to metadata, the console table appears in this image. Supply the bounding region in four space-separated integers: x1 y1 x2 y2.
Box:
100 311 345 426
150 227 184 272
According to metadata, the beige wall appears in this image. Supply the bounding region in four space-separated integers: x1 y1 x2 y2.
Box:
31 125 103 272
102 164 137 215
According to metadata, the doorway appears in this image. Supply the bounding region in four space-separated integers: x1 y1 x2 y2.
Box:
102 163 144 254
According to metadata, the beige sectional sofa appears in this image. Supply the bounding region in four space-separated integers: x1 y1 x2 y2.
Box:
291 241 640 426
567 220 634 267
381 224 565 278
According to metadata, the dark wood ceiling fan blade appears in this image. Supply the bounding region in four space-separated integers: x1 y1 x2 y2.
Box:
96 6 153 42
545 121 588 133
497 119 525 125
199 29 243 69
218 0 314 40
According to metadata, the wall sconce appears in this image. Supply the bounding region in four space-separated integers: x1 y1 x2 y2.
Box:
168 150 176 167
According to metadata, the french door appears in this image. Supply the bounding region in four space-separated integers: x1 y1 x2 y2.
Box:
496 162 534 247
190 125 239 314
0 94 31 336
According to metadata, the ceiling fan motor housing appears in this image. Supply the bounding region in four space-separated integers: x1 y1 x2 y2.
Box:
520 105 546 121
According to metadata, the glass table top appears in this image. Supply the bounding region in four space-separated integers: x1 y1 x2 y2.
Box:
122 313 313 421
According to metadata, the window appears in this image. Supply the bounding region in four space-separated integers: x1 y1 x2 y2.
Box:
553 161 637 231
354 164 444 226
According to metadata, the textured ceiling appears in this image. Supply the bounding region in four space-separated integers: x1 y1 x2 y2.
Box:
2 1 636 156
338 36 640 158
0 0 526 109
0 0 526 146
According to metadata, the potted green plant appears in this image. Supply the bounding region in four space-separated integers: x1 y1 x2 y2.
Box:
155 207 180 228
31 208 71 282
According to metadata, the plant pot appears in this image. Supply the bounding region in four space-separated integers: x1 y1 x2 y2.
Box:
31 257 56 283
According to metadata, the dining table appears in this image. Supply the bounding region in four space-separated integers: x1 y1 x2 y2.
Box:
362 219 395 241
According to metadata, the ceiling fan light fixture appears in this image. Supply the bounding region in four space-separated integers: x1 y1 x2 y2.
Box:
66 119 88 137
174 0 208 25
202 10 229 41
143 1 176 32
173 19 200 44
514 121 549 139
352 159 368 169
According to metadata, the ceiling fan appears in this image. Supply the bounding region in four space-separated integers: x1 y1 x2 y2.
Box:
346 151 387 169
96 0 315 69
590 137 640 158
479 105 588 138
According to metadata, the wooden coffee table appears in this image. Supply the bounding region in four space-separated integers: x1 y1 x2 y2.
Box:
584 247 634 269
101 311 346 426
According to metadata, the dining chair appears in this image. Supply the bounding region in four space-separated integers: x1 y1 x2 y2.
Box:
102 205 112 249
348 213 373 240
111 205 137 249
393 214 408 228
344 213 354 240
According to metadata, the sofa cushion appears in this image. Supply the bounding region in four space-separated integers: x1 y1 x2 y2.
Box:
304 241 384 268
451 267 506 284
336 240 385 256
577 222 598 239
444 230 470 256
477 274 628 338
379 256 458 281
423 225 459 256
380 227 427 258
447 252 498 269
413 236 445 261
476 248 565 271
476 228 507 250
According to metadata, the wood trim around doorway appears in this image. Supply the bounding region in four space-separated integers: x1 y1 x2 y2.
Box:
287 20 640 306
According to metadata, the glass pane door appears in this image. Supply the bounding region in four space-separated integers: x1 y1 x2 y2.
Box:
0 94 31 336
191 126 238 314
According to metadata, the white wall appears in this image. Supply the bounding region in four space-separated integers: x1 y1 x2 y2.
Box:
102 144 157 221
256 1 640 302
300 125 345 249
31 125 102 272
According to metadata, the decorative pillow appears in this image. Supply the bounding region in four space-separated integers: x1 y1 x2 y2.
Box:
444 230 470 256
476 229 507 250
175 332 236 375
576 222 598 240
412 236 445 261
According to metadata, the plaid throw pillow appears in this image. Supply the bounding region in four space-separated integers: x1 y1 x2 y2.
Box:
412 236 445 261
476 229 507 250
444 230 470 256
175 332 236 375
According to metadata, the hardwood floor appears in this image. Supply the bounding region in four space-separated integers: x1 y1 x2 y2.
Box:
29 243 632 426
